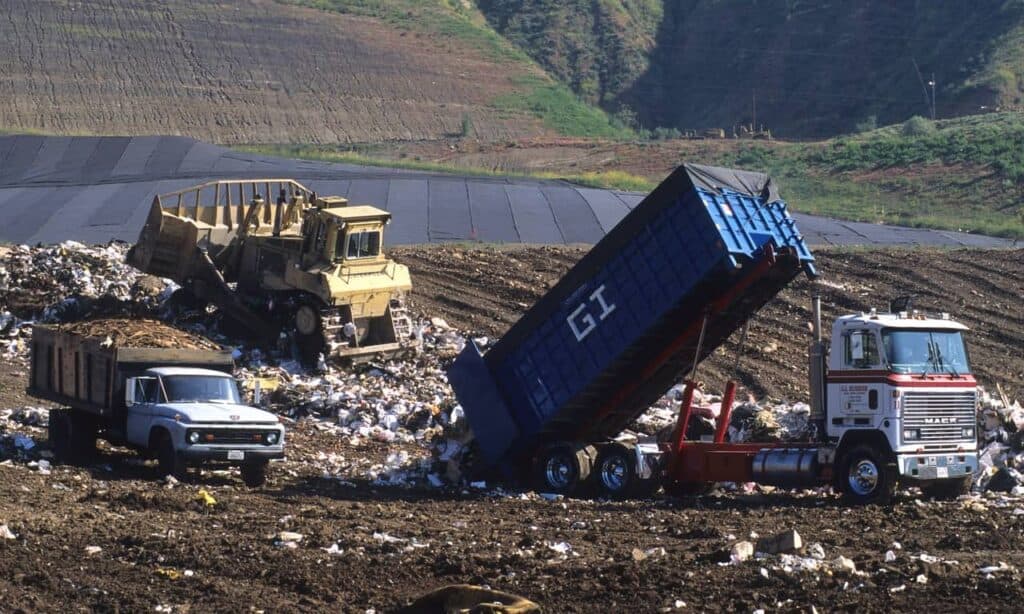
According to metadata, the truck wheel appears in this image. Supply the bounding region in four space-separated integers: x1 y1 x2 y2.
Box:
534 444 595 496
596 443 637 499
839 444 896 504
154 431 185 480
921 476 972 500
240 461 269 488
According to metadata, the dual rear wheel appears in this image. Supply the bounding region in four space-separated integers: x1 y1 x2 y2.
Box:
534 442 658 499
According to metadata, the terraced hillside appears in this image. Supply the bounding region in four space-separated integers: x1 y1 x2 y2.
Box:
480 1 1024 137
0 0 623 143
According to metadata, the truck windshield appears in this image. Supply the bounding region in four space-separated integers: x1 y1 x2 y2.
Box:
881 329 970 375
161 375 241 404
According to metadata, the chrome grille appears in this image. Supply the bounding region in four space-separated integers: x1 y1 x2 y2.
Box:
903 391 975 444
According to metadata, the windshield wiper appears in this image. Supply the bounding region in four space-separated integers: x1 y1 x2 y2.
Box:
933 343 959 377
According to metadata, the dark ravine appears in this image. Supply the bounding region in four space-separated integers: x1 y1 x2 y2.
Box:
480 0 1024 137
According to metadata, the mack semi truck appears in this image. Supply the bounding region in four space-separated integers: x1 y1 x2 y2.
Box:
447 164 978 503
29 324 286 486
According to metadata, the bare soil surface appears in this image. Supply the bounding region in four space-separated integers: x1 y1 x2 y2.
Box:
0 0 547 143
1 245 1023 612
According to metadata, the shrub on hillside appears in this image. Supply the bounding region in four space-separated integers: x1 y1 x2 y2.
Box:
902 115 935 136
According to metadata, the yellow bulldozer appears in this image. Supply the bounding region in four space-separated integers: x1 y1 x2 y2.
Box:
126 179 413 362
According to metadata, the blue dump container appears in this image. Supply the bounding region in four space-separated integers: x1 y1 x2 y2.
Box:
448 164 816 469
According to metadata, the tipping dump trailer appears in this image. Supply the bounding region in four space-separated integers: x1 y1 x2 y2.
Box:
448 164 816 483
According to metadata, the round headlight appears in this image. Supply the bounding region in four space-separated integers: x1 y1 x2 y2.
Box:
188 431 201 444
266 432 279 444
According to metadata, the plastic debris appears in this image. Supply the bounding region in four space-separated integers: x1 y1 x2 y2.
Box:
730 541 755 563
0 524 16 540
85 546 102 555
195 489 217 507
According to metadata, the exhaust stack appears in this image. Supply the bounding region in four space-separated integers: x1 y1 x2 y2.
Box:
808 295 827 440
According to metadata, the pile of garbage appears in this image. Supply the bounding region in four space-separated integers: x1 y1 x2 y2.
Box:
633 383 812 443
1 241 174 362
975 386 1024 493
57 318 222 350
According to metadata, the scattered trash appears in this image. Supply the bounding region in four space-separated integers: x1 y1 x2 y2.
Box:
195 489 217 507
730 541 755 563
0 524 16 540
85 546 102 555
756 529 802 555
156 567 182 580
399 584 540 614
275 531 304 548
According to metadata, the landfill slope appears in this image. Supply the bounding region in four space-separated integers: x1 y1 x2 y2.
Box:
0 0 552 143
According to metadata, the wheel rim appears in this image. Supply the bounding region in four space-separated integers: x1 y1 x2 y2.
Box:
295 305 319 335
545 454 574 490
848 459 879 495
600 455 629 492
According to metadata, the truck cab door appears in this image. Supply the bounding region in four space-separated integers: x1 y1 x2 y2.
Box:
124 376 158 446
828 329 885 428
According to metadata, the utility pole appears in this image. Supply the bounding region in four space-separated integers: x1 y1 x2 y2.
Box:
752 89 757 132
928 73 936 120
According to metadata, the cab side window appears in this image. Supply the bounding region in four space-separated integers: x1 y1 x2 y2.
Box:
844 330 879 369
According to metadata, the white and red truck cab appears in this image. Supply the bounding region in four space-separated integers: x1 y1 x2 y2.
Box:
818 309 977 496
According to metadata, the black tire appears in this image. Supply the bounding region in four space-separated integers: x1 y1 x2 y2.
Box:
921 476 972 500
534 443 595 496
294 304 326 365
595 443 638 499
48 410 96 464
154 430 185 480
240 461 269 488
838 444 896 504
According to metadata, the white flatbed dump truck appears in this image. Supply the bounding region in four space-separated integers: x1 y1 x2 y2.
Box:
29 325 285 486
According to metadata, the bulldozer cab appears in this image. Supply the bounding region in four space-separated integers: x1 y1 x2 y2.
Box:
300 203 391 269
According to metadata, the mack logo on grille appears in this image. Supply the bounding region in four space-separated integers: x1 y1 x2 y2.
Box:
923 417 959 424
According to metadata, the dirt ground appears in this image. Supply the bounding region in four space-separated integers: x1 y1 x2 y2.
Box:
1 245 1023 612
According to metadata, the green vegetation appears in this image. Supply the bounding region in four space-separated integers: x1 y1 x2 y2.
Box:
492 76 633 138
237 144 653 191
478 1 1024 138
709 113 1024 238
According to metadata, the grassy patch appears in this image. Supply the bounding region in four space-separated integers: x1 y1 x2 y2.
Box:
492 76 634 138
238 144 651 191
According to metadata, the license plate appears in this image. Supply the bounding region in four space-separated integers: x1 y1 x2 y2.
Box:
936 467 949 478
227 450 244 461
919 466 938 480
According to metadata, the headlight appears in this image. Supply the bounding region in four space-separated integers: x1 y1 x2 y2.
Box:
265 432 279 445
188 431 201 444
903 429 920 441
